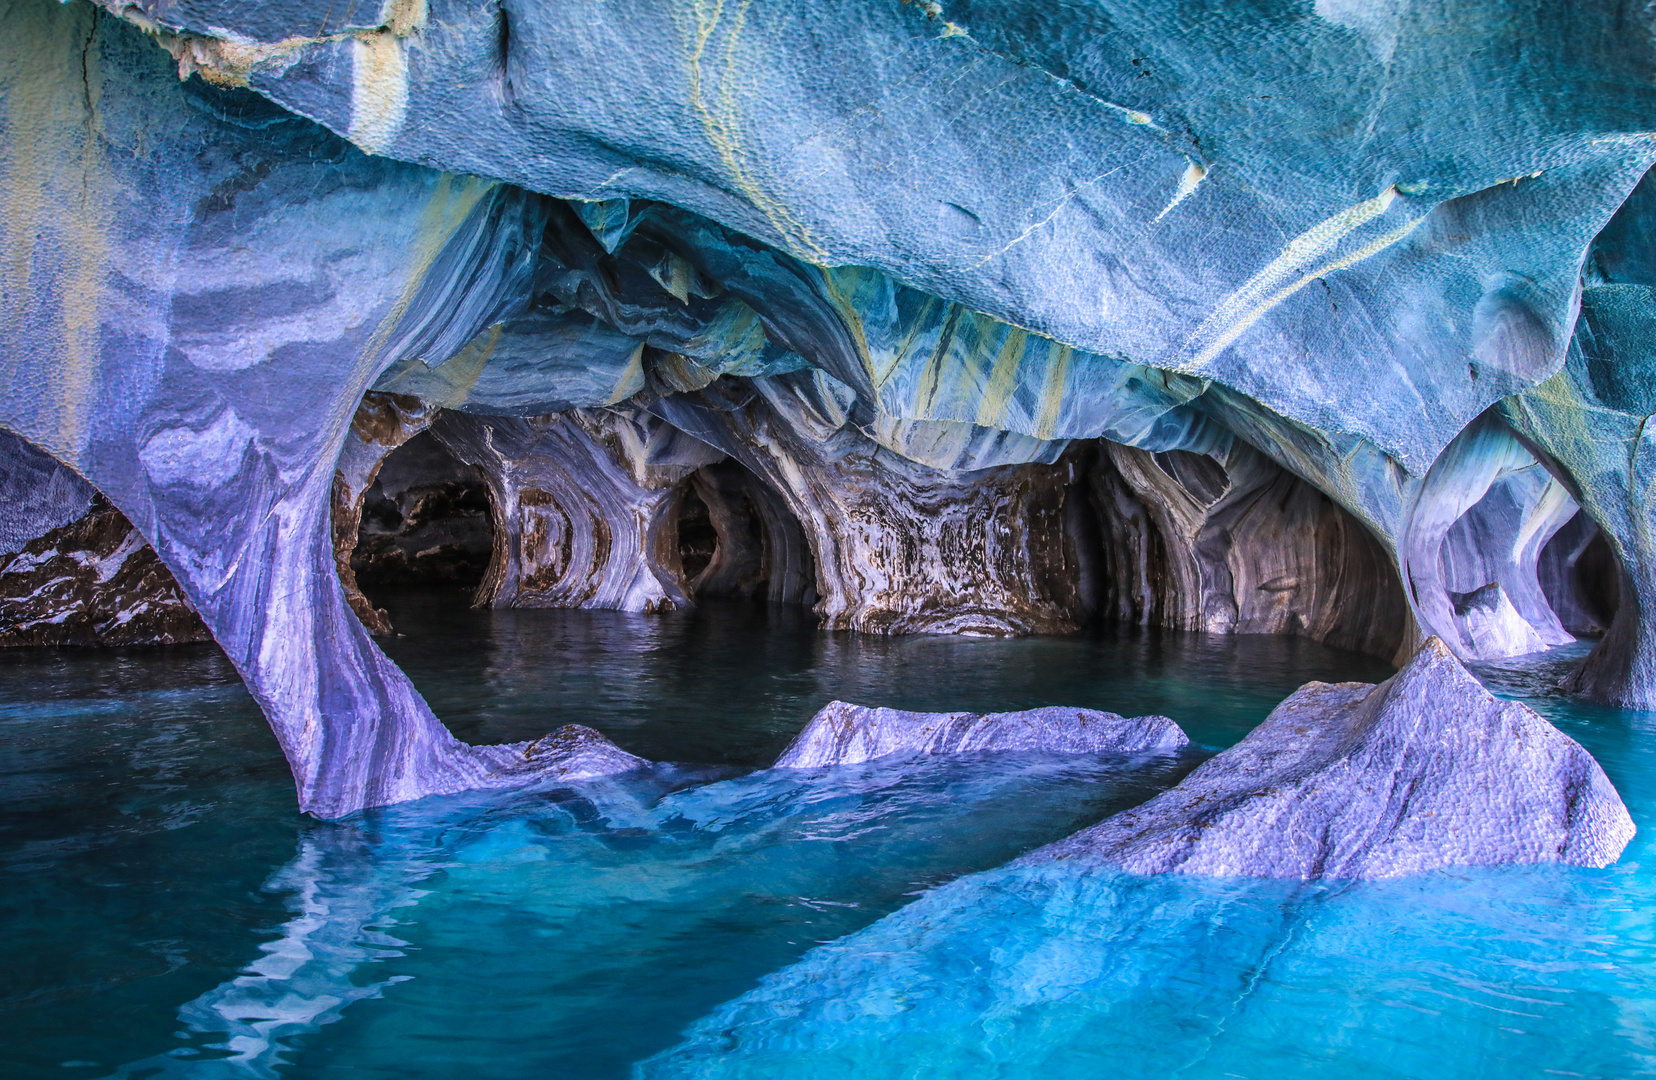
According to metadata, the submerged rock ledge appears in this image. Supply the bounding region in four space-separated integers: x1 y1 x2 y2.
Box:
774 701 1188 769
1034 639 1635 880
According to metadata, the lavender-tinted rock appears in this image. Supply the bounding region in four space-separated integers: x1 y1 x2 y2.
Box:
0 430 94 558
773 701 1187 770
522 724 649 780
1035 639 1634 880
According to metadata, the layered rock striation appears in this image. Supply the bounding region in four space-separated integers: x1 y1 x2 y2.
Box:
1035 639 1635 880
431 407 722 613
774 701 1188 769
7 0 1656 811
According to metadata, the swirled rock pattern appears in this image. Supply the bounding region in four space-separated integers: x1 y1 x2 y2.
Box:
655 378 1088 635
1035 639 1636 880
10 0 1656 809
774 701 1187 769
432 407 722 613
1084 437 1409 658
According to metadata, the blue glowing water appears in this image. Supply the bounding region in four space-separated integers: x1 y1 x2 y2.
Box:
1 595 1648 1078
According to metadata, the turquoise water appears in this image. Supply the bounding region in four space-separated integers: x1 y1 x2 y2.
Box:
1 595 1647 1078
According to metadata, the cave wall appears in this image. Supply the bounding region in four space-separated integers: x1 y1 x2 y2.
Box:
656 376 1087 636
7 0 1656 814
1539 513 1620 639
352 431 493 592
0 491 209 647
431 407 722 613
685 460 818 607
1087 438 1409 659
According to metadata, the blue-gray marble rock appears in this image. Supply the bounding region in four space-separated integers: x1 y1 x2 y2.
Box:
773 700 1188 769
12 0 1656 815
1034 639 1634 880
523 724 650 780
0 430 94 557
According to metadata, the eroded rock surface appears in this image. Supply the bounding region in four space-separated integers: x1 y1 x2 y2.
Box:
0 495 209 647
1035 639 1634 880
657 378 1088 636
433 408 723 613
775 701 1187 769
522 724 649 780
8 0 1656 814
1086 438 1409 659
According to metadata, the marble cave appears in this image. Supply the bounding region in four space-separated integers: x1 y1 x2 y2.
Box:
2 0 1656 1075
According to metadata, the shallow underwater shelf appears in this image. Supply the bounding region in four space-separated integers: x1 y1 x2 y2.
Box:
0 595 1647 1079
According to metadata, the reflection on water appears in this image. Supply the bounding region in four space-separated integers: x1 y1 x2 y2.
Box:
371 591 1395 764
8 594 1641 1079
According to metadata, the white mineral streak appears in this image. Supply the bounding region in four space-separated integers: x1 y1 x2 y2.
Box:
1152 159 1207 224
773 700 1188 769
1034 638 1635 880
1173 186 1425 372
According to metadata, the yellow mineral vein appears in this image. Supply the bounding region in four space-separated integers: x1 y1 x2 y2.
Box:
683 0 830 262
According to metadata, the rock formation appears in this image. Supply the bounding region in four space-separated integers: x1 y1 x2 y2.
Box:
1085 437 1409 658
431 407 722 613
0 492 210 647
8 0 1656 810
331 391 442 633
656 377 1089 635
683 460 817 606
1035 639 1635 880
0 430 208 646
522 724 650 779
774 701 1187 769
351 430 494 596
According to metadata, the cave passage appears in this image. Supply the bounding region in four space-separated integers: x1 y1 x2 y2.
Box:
353 430 496 601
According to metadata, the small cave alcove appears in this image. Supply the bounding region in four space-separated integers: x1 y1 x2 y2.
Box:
1070 438 1410 660
1539 511 1622 638
350 430 496 614
674 460 818 608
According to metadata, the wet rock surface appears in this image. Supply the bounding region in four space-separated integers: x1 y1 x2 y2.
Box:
774 701 1188 769
520 724 649 780
1035 639 1635 880
0 496 209 647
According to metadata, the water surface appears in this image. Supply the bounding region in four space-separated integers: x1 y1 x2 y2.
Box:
5 594 1642 1078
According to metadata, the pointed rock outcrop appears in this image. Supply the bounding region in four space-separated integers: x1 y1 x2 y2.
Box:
1036 638 1634 879
774 700 1187 768
522 724 649 779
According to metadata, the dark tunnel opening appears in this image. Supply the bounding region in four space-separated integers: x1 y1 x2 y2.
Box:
676 460 819 608
1540 510 1622 637
351 430 496 608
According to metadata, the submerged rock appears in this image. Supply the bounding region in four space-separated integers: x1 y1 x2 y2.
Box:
520 725 649 780
774 701 1187 769
1036 639 1634 879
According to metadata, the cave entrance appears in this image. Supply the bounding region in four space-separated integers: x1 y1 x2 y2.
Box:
351 429 496 610
675 460 817 608
1076 438 1410 661
1539 510 1621 638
